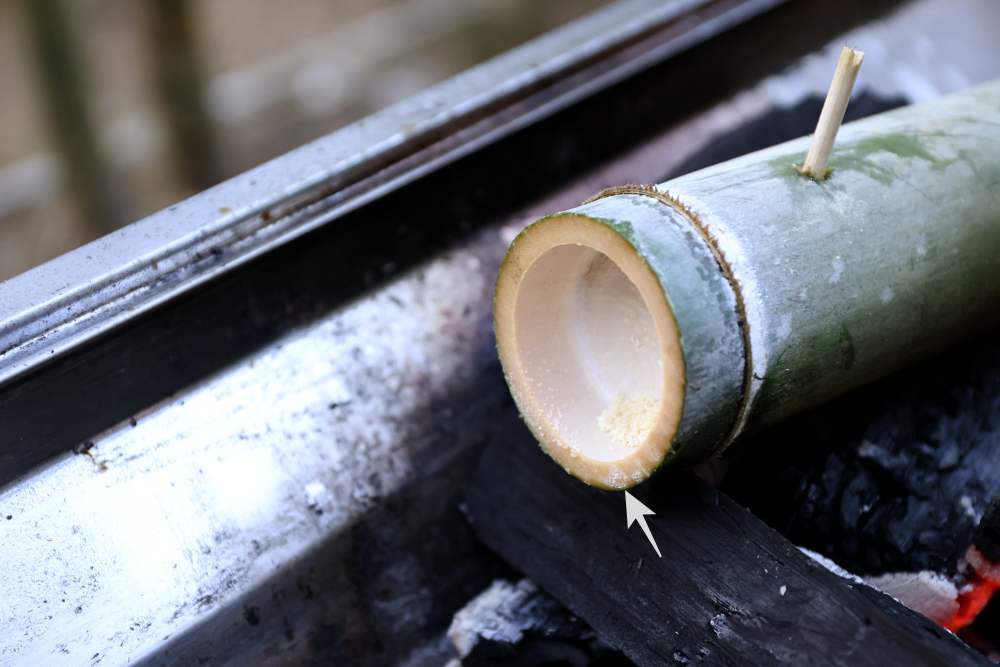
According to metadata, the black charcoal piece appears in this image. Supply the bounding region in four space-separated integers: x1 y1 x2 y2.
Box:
466 413 986 667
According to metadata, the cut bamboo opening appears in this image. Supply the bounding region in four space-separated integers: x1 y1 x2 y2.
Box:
495 215 686 488
495 80 1000 490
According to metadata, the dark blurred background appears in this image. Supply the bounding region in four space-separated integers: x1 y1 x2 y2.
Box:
0 0 609 280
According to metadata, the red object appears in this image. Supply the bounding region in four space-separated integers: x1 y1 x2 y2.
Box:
944 572 999 632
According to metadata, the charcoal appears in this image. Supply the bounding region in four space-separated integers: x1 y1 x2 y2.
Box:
965 594 1000 659
664 90 1000 578
723 334 1000 576
975 495 1000 563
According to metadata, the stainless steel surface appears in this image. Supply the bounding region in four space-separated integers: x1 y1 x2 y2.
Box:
0 0 781 389
1 235 500 665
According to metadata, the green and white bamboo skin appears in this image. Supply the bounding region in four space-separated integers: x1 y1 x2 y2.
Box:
495 80 1000 490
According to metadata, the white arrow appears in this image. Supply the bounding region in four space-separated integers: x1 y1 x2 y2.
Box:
625 491 661 558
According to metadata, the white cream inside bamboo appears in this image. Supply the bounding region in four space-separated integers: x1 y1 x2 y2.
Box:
495 216 685 488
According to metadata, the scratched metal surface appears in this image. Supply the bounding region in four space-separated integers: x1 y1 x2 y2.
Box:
6 0 992 664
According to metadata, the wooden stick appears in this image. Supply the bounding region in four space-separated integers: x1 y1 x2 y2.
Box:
796 46 864 180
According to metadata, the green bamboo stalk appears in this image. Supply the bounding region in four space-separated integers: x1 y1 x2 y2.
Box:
144 0 220 191
19 0 123 234
495 80 1000 489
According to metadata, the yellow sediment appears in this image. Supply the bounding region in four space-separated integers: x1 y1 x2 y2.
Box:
598 394 657 450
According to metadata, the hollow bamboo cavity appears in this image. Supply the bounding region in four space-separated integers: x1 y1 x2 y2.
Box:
494 80 1000 490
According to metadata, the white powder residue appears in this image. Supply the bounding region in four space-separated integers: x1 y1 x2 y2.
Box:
960 494 982 523
776 315 792 342
864 571 958 624
829 256 845 284
598 395 657 450
304 480 329 510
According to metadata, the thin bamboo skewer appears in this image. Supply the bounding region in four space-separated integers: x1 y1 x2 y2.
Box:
796 46 865 180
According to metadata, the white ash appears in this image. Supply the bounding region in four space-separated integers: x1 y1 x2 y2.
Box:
960 495 983 523
799 547 865 584
966 546 1000 583
864 571 958 624
499 224 522 245
449 579 546 656
799 546 960 624
448 578 600 660
304 480 330 510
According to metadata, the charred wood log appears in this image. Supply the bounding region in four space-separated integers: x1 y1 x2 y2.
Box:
465 413 986 666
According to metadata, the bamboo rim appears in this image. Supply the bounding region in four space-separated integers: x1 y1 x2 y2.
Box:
494 213 685 490
584 184 755 457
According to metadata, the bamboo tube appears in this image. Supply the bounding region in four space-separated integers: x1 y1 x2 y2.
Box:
494 80 1000 490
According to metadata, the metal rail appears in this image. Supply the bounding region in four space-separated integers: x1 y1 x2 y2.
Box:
0 0 782 388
